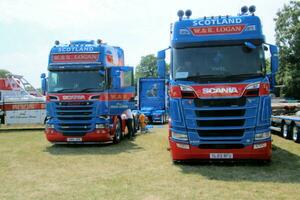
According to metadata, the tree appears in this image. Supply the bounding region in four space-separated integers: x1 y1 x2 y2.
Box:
135 54 158 80
274 1 300 98
0 69 12 78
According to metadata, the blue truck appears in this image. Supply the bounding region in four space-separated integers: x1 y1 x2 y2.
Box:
138 78 168 124
41 40 136 144
157 6 279 162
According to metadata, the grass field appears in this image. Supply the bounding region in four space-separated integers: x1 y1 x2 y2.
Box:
0 126 300 200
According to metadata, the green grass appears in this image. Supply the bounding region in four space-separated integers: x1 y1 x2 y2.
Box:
0 126 300 200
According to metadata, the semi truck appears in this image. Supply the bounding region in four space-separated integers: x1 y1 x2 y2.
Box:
137 78 168 123
0 74 45 125
157 6 279 162
41 40 135 144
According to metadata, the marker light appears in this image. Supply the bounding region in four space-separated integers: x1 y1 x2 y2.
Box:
97 39 102 44
185 9 192 18
177 10 184 20
241 6 248 14
249 5 256 14
55 40 60 45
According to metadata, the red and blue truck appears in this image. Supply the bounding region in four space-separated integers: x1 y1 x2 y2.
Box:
157 6 279 162
41 40 135 144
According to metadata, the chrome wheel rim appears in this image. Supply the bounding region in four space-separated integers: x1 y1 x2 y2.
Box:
283 124 288 138
293 126 298 141
116 121 121 140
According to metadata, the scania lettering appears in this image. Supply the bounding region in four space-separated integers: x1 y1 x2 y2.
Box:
202 87 238 94
42 40 136 144
157 6 279 162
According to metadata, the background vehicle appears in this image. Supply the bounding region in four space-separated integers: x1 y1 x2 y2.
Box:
0 74 45 125
41 40 136 144
137 78 168 123
157 6 279 162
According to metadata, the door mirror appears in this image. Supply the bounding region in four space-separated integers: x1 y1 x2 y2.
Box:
157 50 166 79
40 73 47 95
268 44 279 91
270 45 279 74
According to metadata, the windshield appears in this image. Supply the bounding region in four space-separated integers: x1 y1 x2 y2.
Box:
48 70 105 93
173 45 265 81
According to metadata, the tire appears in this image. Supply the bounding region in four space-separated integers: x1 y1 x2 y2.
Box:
281 121 291 139
292 124 300 143
113 118 122 144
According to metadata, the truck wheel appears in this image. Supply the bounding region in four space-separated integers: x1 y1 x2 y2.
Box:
113 119 122 144
281 122 291 139
292 125 300 143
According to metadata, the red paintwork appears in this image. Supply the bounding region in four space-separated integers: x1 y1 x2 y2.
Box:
47 93 134 102
46 128 113 143
169 139 271 161
190 24 246 36
2 103 45 111
170 83 270 98
0 78 21 90
52 53 99 63
45 116 128 143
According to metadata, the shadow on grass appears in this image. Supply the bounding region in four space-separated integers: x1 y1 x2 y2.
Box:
44 138 144 155
176 145 300 183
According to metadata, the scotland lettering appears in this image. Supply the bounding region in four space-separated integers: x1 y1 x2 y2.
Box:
190 18 245 36
192 18 242 26
57 46 94 52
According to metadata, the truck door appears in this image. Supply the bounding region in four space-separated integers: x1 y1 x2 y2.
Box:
108 67 135 115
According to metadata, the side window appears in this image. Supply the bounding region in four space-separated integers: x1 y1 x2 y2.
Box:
121 70 133 88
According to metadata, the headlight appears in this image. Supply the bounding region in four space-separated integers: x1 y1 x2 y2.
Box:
255 131 271 140
45 124 54 129
96 124 108 129
172 131 188 141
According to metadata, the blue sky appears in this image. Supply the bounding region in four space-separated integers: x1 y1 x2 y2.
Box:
0 0 290 87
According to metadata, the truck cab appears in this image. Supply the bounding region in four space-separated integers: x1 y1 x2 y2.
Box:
43 40 135 144
158 7 279 161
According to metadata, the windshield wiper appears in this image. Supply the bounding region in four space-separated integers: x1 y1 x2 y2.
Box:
80 88 104 92
53 88 80 93
222 73 263 78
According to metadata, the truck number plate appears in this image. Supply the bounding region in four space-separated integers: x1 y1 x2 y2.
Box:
210 153 233 159
67 138 82 142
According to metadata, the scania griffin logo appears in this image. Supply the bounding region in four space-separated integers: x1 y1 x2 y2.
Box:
62 95 85 100
202 87 239 94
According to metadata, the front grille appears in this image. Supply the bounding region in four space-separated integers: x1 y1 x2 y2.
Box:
198 129 244 137
194 97 246 107
199 143 244 149
196 109 245 117
58 117 92 121
197 119 245 127
55 101 94 136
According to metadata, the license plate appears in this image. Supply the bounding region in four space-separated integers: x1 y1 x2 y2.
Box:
67 138 82 142
210 153 233 159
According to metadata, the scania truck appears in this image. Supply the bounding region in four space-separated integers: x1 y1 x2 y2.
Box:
42 40 135 144
157 6 279 162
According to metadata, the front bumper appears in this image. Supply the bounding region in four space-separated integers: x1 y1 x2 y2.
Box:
45 128 113 144
169 138 272 161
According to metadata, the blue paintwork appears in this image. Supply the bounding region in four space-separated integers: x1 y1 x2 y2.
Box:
139 78 167 123
172 15 264 47
45 40 134 137
168 13 274 148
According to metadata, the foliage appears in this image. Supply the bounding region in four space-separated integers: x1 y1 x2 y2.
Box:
135 54 170 82
0 69 12 78
274 1 300 98
135 54 158 80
